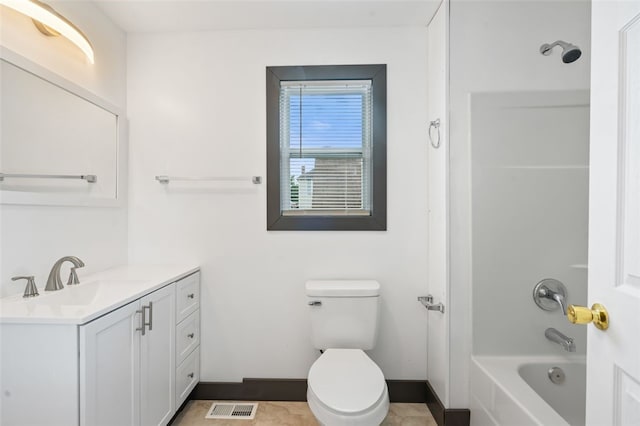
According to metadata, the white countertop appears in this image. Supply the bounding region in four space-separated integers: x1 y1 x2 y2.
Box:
0 264 199 325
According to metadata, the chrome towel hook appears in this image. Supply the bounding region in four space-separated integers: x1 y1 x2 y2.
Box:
428 118 441 149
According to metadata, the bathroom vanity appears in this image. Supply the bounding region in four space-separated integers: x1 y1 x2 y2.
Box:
0 265 200 426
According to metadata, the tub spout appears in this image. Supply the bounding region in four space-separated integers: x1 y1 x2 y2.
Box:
545 328 576 352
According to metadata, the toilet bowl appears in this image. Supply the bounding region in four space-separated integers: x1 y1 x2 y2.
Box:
307 348 389 426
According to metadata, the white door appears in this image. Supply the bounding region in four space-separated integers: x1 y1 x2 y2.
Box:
586 1 640 425
80 300 142 426
140 284 176 426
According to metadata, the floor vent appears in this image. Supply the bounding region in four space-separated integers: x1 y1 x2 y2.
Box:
205 402 258 420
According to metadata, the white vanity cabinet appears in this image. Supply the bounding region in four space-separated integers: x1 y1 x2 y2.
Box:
174 273 201 407
0 266 200 426
80 283 176 426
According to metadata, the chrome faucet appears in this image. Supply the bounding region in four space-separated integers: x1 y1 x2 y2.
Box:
45 256 85 291
545 328 576 352
533 279 568 315
537 286 567 315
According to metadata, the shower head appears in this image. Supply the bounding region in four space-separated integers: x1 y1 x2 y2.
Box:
540 40 582 63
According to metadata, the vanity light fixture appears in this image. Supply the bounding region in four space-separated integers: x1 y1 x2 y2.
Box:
0 0 94 64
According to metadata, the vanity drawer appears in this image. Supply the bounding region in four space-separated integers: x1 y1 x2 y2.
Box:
176 309 200 365
176 348 200 407
176 272 200 323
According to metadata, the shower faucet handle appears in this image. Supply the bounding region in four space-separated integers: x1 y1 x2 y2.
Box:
533 279 568 315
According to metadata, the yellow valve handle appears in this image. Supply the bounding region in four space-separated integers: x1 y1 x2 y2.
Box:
567 303 609 330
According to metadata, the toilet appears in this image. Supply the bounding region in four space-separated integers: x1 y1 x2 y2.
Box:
305 280 389 426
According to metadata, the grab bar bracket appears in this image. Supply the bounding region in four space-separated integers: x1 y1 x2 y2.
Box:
418 295 445 313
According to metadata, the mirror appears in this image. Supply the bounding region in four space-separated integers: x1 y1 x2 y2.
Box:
0 49 123 206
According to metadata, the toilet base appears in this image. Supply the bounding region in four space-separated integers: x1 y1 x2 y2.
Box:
307 384 389 426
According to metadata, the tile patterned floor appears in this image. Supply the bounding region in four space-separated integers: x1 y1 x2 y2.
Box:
172 400 438 425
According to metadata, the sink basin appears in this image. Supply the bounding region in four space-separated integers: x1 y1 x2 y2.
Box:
28 280 147 307
80 279 147 287
38 283 100 305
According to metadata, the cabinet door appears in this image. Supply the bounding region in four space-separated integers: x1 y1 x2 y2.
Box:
140 284 176 426
80 300 141 426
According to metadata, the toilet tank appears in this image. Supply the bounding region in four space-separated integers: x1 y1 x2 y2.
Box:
306 280 381 350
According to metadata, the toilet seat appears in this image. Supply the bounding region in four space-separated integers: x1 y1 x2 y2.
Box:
307 348 389 425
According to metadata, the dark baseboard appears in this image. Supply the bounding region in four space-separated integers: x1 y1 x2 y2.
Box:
192 378 307 401
193 378 429 403
191 378 469 426
425 381 471 426
387 379 429 403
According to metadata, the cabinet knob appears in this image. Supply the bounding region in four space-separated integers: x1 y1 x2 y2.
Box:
187 293 195 299
187 373 194 379
187 333 195 339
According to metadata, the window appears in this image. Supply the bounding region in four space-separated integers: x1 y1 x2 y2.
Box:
266 65 387 230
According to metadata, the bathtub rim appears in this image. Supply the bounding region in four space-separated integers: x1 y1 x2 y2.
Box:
472 355 586 426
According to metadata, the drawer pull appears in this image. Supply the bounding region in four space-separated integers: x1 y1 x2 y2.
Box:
187 333 195 339
144 302 153 331
187 372 194 379
187 293 195 299
136 308 146 336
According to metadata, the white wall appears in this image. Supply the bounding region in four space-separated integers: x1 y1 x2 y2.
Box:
0 2 128 297
448 0 591 407
471 90 589 355
127 27 429 381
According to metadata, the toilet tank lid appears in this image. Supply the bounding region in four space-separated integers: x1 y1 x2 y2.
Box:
305 280 380 297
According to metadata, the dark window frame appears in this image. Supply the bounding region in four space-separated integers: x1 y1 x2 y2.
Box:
266 64 387 231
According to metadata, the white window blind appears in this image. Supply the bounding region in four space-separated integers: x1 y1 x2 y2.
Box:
279 80 373 216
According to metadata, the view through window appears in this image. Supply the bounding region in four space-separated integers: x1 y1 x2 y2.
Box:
280 81 372 215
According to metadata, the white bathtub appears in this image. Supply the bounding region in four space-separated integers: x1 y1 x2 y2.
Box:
470 356 586 426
